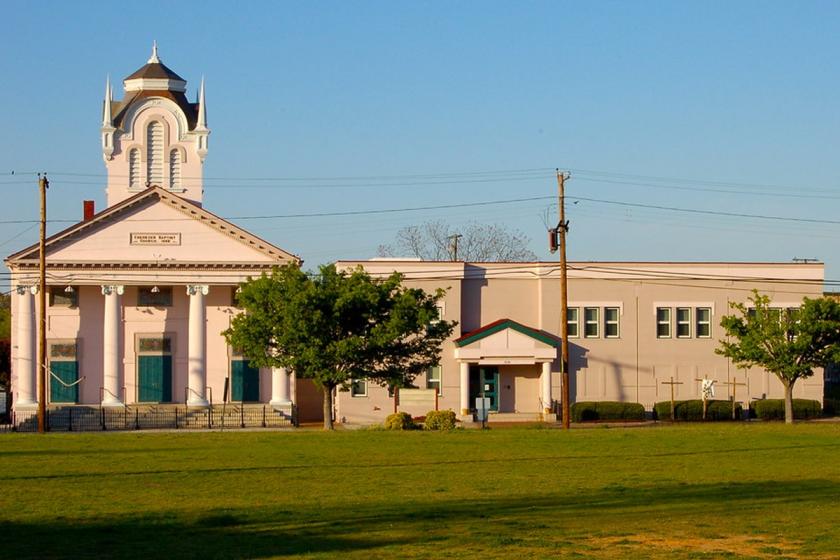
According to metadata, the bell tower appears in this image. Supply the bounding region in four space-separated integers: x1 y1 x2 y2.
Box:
101 43 210 207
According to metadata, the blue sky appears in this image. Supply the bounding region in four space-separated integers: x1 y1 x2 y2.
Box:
2 1 838 282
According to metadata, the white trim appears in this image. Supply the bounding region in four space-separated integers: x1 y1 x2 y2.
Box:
569 301 624 315
652 302 715 316
123 78 187 93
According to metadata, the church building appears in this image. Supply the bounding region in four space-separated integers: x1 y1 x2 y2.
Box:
7 46 302 426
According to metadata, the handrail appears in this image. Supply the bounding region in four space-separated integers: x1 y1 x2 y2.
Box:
99 386 126 407
184 386 210 407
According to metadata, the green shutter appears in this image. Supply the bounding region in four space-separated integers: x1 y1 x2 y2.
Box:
50 361 78 403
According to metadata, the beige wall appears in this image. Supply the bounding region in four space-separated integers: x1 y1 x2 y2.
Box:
334 261 825 424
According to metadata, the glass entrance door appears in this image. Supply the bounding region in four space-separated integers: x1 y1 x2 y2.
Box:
469 366 499 412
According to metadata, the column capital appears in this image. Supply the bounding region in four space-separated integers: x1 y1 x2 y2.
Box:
15 285 38 295
101 285 124 296
187 284 209 296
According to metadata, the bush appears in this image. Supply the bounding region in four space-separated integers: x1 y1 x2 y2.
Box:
384 412 416 430
752 399 822 420
424 410 457 431
570 401 646 422
653 399 742 421
823 398 839 417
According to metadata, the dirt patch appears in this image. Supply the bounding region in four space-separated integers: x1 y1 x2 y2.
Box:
587 533 810 559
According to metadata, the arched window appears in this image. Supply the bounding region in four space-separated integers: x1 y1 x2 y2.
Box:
128 148 141 189
169 149 181 190
146 121 164 187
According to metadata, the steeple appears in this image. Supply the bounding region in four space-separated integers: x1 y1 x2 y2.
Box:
195 77 209 162
101 75 115 160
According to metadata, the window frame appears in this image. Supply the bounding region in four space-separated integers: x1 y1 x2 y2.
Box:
566 307 579 338
426 365 442 396
137 286 173 307
676 307 692 339
583 307 600 338
656 307 672 339
696 307 712 338
350 379 367 397
604 307 620 339
49 286 78 308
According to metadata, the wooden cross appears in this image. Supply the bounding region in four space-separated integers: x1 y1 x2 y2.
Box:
661 376 683 421
719 376 748 420
695 377 717 420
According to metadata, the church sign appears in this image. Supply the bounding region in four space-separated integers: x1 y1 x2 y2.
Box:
130 233 182 246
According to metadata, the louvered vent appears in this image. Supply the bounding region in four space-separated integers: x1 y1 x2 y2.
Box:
128 148 141 189
146 121 164 187
169 149 181 190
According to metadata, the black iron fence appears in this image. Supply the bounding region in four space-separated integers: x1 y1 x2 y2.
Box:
5 404 296 432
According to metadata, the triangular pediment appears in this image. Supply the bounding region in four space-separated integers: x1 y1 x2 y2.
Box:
455 319 560 349
6 187 298 267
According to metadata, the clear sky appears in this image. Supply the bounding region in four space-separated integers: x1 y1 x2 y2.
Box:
2 1 838 283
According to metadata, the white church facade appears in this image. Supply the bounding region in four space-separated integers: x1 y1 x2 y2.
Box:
6 46 304 427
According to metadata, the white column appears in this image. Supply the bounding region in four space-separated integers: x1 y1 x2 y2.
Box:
101 285 124 406
15 286 37 407
270 367 291 406
541 362 552 414
187 285 209 406
459 362 470 415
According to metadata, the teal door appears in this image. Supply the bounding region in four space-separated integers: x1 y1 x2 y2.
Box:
138 355 172 402
469 366 499 412
50 361 79 403
231 360 260 402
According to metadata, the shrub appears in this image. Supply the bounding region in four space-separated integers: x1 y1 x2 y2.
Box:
823 398 839 417
384 412 416 430
424 410 457 431
571 401 645 422
653 399 742 421
752 399 822 420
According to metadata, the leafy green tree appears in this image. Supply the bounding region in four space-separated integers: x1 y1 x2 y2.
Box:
224 263 456 430
717 291 840 423
0 293 10 389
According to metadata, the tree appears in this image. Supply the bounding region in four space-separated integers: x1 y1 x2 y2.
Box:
0 294 9 389
224 263 457 430
716 291 840 423
377 220 538 262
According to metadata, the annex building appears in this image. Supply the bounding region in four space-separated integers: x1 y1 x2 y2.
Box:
5 47 827 428
333 260 825 424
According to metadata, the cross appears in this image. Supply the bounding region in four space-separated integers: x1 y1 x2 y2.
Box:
660 376 684 421
719 376 748 420
695 377 717 420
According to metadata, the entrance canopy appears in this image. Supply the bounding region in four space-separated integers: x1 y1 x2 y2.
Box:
453 318 558 365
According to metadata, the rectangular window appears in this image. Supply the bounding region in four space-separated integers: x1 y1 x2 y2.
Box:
696 307 711 338
138 286 172 307
584 307 599 338
604 307 620 338
350 379 367 397
231 286 242 308
656 307 671 338
432 304 444 323
49 286 78 308
676 307 691 338
566 307 579 338
426 365 442 395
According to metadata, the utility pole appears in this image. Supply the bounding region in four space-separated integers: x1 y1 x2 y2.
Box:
550 170 571 429
37 174 49 433
447 233 462 261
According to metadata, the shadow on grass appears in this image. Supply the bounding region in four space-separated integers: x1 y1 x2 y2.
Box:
8 441 840 481
3 479 838 559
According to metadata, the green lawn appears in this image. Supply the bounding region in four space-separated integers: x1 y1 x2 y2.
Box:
2 424 840 559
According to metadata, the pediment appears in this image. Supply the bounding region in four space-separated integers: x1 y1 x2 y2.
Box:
6 187 298 268
454 319 558 364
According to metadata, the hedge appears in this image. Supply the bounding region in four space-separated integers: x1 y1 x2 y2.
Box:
424 410 457 431
384 412 416 430
653 399 742 421
751 399 821 420
570 401 646 422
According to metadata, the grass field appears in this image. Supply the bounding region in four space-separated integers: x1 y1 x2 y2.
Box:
2 423 840 559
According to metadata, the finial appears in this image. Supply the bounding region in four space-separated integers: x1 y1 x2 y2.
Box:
197 76 207 128
102 75 113 127
148 40 160 63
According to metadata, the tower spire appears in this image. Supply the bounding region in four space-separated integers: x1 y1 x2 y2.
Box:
197 76 207 129
102 75 112 127
148 40 160 63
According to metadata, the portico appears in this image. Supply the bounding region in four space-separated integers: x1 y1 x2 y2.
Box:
454 319 559 421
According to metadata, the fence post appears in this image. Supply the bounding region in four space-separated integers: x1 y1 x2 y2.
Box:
207 408 211 430
262 405 266 428
101 407 106 431
46 409 50 432
175 407 179 429
240 405 244 428
68 408 73 432
135 408 139 430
